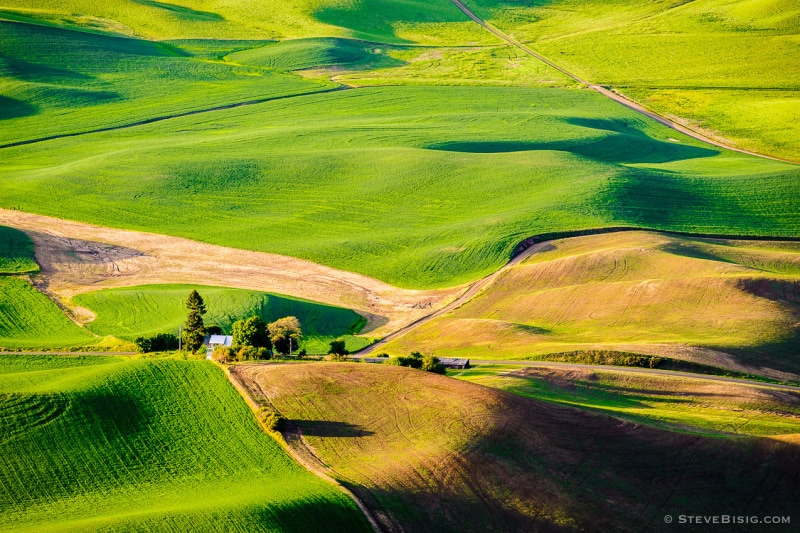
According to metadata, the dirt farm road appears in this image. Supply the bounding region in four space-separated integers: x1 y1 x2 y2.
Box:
358 239 552 354
448 0 790 163
468 360 800 392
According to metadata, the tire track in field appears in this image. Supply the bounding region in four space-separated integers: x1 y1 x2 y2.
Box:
447 0 793 163
0 86 348 150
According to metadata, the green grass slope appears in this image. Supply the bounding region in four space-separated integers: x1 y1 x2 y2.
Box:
0 355 371 532
0 20 330 145
74 284 367 352
0 226 37 274
3 85 799 288
0 277 96 349
463 0 800 160
235 363 800 532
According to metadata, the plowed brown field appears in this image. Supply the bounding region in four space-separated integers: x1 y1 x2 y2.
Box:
232 363 800 532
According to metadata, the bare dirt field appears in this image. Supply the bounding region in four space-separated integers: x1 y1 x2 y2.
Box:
0 208 461 336
232 362 800 533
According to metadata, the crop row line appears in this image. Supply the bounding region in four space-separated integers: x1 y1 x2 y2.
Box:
0 86 349 150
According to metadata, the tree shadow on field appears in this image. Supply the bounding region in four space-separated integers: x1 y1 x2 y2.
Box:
296 420 374 438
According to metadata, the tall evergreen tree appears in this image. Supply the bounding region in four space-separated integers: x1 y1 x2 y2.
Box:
183 290 207 353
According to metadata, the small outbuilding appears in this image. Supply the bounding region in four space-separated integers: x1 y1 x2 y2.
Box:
438 358 470 369
204 335 233 359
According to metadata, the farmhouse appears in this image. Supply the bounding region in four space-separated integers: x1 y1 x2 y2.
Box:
204 335 233 359
438 358 470 369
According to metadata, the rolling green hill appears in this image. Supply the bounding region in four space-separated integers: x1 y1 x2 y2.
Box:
2 85 799 288
74 284 368 352
0 277 96 349
0 0 490 43
0 225 37 274
462 0 800 160
0 20 330 146
0 355 372 532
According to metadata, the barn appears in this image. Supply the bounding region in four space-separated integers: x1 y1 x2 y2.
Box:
438 358 470 369
204 335 233 359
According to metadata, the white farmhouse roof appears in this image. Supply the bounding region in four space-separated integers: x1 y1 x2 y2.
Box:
204 335 233 347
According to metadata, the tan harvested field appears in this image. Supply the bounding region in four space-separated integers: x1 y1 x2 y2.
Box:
383 231 800 379
232 363 800 533
463 365 800 437
0 209 461 336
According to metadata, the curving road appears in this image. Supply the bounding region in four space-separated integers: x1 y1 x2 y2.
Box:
358 239 553 354
448 0 791 163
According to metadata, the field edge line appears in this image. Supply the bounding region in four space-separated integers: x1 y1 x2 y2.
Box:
218 362 384 533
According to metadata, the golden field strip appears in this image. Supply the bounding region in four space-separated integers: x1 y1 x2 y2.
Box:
384 231 800 380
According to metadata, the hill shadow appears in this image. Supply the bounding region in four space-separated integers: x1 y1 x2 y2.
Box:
2 57 92 83
248 495 374 532
0 96 38 120
296 420 374 438
315 0 469 44
719 278 800 375
133 0 224 22
659 241 736 264
74 390 151 439
427 116 719 164
598 167 762 230
427 135 717 164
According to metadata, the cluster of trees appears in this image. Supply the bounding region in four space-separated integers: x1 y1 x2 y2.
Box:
134 290 304 359
327 338 350 361
385 351 446 374
134 332 179 353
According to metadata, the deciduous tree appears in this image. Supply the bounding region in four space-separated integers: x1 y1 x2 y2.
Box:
269 316 302 356
232 316 272 349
